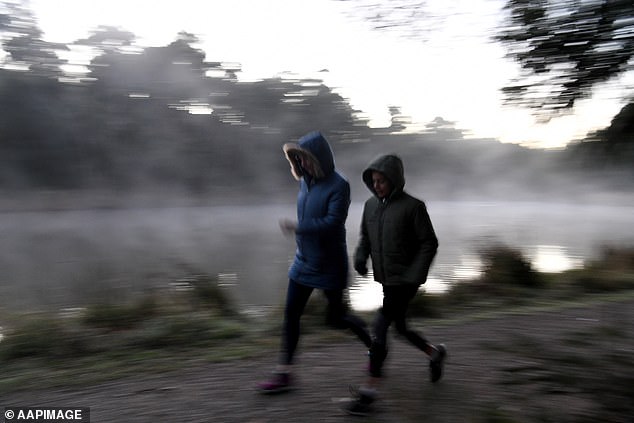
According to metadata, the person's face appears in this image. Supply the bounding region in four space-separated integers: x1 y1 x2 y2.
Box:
372 171 392 199
296 154 314 177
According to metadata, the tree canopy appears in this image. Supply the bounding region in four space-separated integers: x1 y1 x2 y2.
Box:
496 0 634 119
0 0 67 76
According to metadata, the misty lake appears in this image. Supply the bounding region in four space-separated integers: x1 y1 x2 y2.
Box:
1 201 633 313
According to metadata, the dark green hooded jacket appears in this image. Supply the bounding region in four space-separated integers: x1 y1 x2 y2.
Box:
354 154 438 286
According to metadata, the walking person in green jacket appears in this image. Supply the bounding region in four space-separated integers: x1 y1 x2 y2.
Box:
344 154 446 416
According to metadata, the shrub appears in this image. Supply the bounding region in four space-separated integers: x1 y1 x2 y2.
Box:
135 313 245 349
0 316 61 359
594 246 634 272
479 244 543 289
0 315 90 360
562 246 634 293
565 269 634 293
82 296 156 330
186 274 236 316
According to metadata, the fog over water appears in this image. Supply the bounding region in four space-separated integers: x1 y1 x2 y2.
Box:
1 200 633 313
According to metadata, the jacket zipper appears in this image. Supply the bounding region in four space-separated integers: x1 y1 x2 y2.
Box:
377 201 386 282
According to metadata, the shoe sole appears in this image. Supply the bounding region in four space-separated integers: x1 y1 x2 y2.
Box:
344 409 371 417
333 397 373 416
341 402 372 416
258 386 293 395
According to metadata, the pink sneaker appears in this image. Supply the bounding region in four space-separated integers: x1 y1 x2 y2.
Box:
257 372 293 394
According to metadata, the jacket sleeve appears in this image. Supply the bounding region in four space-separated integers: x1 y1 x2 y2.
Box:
404 203 438 284
353 203 371 273
295 180 350 235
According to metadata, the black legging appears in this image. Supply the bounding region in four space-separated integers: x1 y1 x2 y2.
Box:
370 284 432 376
280 279 372 365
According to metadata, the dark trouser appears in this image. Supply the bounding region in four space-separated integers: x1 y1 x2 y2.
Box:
369 284 432 377
280 279 372 366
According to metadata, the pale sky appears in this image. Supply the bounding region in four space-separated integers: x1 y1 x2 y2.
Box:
28 0 631 149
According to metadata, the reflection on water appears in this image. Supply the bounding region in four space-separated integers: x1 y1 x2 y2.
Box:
349 272 383 312
530 245 583 273
218 272 240 287
349 275 453 312
348 244 583 311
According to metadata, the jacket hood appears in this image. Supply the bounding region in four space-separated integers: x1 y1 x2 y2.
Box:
283 131 335 181
362 154 405 197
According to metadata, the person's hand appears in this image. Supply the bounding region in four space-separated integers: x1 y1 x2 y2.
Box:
354 260 368 276
279 218 297 236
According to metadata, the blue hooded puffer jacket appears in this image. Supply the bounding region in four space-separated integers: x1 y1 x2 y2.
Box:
282 132 350 290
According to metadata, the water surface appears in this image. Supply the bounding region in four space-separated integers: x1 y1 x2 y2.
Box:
1 201 632 312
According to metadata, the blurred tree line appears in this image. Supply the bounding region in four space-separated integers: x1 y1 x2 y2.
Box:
0 0 632 206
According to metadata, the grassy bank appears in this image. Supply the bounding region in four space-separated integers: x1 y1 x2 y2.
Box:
410 244 634 319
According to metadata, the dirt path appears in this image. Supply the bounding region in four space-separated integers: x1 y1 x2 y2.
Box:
2 298 633 423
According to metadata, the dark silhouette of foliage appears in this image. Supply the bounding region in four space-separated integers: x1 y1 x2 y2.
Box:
76 25 136 52
587 102 634 147
0 0 67 77
566 101 634 175
496 0 634 120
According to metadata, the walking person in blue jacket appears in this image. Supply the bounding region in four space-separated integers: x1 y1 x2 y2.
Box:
258 131 372 394
344 154 446 416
